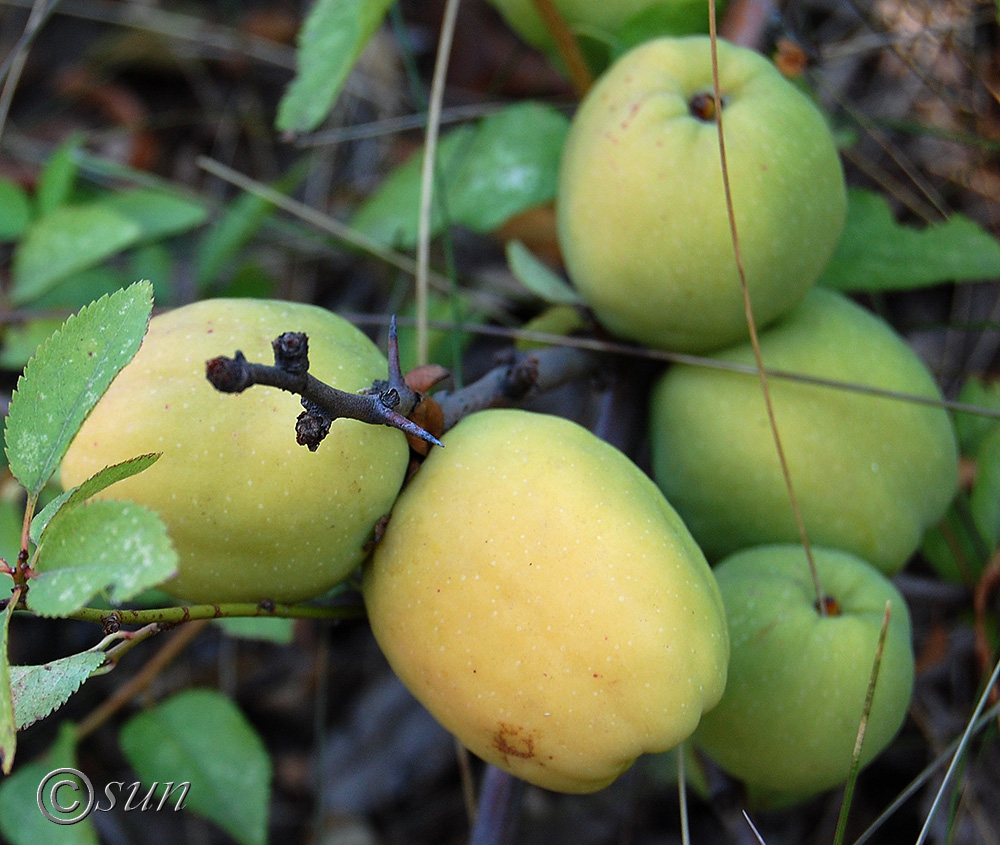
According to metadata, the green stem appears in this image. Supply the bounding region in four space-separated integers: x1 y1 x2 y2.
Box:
63 601 366 629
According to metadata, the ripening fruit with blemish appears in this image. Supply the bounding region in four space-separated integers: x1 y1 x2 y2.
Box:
693 545 915 808
649 286 960 575
60 299 409 603
363 408 729 793
557 35 847 352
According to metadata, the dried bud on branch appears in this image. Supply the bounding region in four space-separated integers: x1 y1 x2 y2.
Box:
205 314 606 451
205 317 444 449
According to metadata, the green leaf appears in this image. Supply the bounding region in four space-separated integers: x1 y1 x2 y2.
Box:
954 376 1000 455
352 102 570 247
276 0 395 133
194 165 304 290
971 424 1000 550
30 454 162 543
3 282 153 497
819 189 1000 292
0 318 65 371
2 273 134 372
36 135 84 216
517 304 588 351
218 262 279 299
613 0 715 49
0 500 22 575
128 242 175 305
11 204 141 305
28 499 178 616
102 188 208 243
920 495 986 586
0 722 100 843
1 596 17 774
215 616 295 644
506 240 583 305
195 192 275 290
120 689 271 845
0 178 32 242
396 292 478 375
446 102 569 232
351 124 476 247
29 265 127 310
10 651 106 730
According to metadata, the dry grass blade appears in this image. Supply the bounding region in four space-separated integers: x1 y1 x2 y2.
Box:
342 314 1000 421
677 742 690 845
973 551 1000 710
415 0 461 368
851 703 1000 844
742 810 768 845
0 0 50 141
527 0 593 96
915 655 1000 845
834 602 893 845
707 0 824 611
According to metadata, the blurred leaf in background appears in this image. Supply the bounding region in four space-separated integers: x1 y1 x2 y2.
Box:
820 189 1000 292
352 102 569 248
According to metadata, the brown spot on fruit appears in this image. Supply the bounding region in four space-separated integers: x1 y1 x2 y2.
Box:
493 723 536 760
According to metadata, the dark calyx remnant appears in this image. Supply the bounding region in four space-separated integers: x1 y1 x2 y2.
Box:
816 595 842 617
689 92 725 122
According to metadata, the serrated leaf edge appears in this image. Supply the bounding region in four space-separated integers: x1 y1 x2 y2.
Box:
4 281 153 495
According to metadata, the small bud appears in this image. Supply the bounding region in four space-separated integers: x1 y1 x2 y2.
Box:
296 400 332 451
206 352 253 393
502 356 540 400
381 388 400 410
273 332 310 375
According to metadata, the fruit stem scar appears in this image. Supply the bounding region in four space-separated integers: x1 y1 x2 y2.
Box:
688 92 725 121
